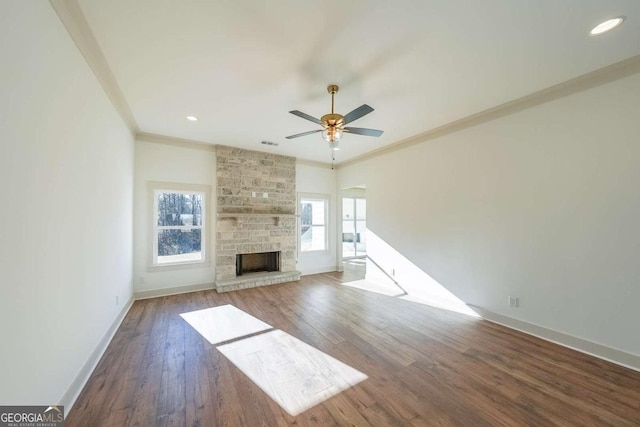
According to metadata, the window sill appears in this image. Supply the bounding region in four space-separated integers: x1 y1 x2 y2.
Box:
147 259 211 272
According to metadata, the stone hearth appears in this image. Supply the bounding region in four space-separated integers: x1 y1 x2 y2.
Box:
215 146 300 292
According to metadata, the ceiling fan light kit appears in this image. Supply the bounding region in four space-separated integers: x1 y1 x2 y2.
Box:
287 84 384 152
322 127 343 144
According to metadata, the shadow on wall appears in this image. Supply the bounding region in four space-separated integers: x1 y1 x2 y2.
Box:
355 231 479 317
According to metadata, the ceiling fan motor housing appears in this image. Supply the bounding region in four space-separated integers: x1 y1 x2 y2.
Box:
321 113 344 128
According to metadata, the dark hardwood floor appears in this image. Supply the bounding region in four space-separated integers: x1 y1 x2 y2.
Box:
67 269 640 426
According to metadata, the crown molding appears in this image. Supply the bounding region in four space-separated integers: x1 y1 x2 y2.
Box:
49 0 138 132
138 133 335 164
136 132 216 152
296 158 333 169
49 0 640 168
336 54 640 169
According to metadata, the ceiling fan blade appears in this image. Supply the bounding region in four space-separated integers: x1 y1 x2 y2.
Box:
343 104 374 124
285 129 323 139
289 110 323 125
343 127 384 137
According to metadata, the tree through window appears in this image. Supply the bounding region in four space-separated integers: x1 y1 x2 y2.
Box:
154 190 205 265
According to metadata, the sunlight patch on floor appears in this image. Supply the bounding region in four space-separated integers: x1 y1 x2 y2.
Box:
217 329 368 416
180 305 272 345
341 233 481 318
341 278 405 297
181 305 368 416
399 294 480 317
341 259 405 297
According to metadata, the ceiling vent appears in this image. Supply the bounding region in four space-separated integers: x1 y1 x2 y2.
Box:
261 140 279 146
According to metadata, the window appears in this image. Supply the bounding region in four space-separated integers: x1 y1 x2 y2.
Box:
153 189 205 266
299 195 328 252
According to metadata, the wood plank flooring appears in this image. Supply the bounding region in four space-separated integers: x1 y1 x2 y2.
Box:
66 270 640 426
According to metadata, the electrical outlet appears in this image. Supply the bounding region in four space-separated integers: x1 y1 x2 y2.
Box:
508 296 519 307
139 277 145 284
263 192 268 198
252 192 256 197
392 268 396 276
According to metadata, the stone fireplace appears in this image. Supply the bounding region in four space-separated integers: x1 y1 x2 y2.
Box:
214 145 300 292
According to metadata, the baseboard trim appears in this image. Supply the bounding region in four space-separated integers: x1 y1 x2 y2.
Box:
300 266 338 276
134 282 215 300
470 305 640 373
60 297 135 415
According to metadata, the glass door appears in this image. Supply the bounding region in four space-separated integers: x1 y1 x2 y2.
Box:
355 198 366 257
342 197 366 258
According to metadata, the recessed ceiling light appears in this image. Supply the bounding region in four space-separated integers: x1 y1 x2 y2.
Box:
590 16 625 36
186 115 198 121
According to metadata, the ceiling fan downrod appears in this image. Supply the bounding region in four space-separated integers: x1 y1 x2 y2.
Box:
328 84 339 115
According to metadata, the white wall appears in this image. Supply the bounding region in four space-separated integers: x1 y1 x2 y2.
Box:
296 162 338 274
134 140 216 294
338 72 640 359
0 2 134 405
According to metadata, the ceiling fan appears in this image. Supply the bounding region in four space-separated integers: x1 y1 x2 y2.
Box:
286 85 383 150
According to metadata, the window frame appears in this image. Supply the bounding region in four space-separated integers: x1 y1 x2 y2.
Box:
148 182 211 270
298 193 330 255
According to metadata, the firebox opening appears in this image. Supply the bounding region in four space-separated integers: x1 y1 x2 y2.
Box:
236 251 280 276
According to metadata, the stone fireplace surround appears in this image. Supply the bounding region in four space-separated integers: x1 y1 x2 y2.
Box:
214 145 300 292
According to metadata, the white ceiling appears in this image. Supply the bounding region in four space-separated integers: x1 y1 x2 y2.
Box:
75 0 640 163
